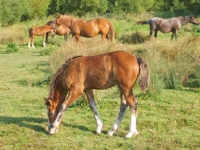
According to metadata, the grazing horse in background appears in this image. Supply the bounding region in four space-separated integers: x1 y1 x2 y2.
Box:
137 15 199 40
55 15 115 42
46 20 71 43
44 50 149 138
28 25 55 49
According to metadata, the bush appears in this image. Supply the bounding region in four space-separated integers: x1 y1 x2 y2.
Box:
0 0 24 26
6 43 19 53
141 35 200 91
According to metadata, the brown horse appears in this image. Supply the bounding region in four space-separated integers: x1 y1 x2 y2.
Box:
28 25 55 49
46 20 71 43
55 15 115 42
137 15 199 40
44 50 149 138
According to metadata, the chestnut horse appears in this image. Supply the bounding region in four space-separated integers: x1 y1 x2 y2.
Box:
28 25 55 49
137 15 199 40
44 50 149 138
46 20 71 43
55 15 115 42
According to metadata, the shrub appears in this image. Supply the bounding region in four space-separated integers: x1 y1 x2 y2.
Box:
6 43 19 53
40 46 54 56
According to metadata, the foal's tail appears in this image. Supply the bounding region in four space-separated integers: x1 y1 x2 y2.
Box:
137 58 150 92
107 20 115 42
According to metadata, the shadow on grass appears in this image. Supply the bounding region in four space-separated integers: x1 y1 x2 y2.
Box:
62 122 93 133
0 116 47 134
0 116 97 135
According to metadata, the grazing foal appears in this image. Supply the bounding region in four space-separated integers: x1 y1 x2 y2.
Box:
44 50 149 138
28 25 55 49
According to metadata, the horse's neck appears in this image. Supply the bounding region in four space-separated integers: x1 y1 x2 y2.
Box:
179 16 190 26
65 17 76 29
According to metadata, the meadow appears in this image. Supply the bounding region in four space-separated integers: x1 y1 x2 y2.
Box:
0 14 200 150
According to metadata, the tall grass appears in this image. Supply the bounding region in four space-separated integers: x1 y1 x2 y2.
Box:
47 33 200 95
0 25 27 45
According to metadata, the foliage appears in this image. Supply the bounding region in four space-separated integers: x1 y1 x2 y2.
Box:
1 0 200 26
6 43 19 53
29 0 50 19
108 0 154 14
0 0 50 26
40 45 54 56
48 0 108 16
0 0 24 26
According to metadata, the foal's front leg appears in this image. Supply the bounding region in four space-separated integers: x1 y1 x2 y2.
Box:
43 34 47 47
85 90 103 134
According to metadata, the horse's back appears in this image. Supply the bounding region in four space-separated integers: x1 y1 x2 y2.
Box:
74 18 110 37
63 51 139 90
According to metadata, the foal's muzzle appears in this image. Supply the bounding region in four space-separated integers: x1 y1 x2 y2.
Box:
48 124 58 135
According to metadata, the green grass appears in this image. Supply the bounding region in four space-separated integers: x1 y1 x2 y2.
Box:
0 15 200 150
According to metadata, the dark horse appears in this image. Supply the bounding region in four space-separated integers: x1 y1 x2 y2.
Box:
55 15 115 42
44 50 149 138
46 20 71 43
28 25 55 49
137 15 199 40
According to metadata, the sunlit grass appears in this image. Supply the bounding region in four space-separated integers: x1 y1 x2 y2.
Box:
0 14 200 150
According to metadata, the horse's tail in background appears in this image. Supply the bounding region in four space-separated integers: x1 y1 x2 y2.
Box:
136 20 149 24
137 58 150 92
107 20 115 42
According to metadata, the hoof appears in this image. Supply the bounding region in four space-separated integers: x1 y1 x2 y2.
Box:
96 125 103 134
125 130 139 138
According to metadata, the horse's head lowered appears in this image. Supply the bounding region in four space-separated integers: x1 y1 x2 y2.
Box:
188 15 199 25
44 97 61 134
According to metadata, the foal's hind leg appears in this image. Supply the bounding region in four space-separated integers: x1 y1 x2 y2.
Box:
107 91 128 136
110 86 138 138
125 93 139 138
85 90 103 134
31 36 36 49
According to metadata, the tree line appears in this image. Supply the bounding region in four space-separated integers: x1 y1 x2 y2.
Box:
0 0 200 26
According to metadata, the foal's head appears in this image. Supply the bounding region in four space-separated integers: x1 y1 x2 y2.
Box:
44 98 61 134
49 27 56 37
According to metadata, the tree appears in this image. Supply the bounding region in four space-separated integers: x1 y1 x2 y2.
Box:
29 0 50 19
0 0 24 26
48 0 108 16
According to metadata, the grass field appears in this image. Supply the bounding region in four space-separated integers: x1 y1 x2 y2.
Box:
0 15 200 150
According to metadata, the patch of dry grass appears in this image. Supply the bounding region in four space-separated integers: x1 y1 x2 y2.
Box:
0 25 27 45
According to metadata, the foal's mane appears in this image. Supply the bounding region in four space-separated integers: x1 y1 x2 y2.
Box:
49 55 82 99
